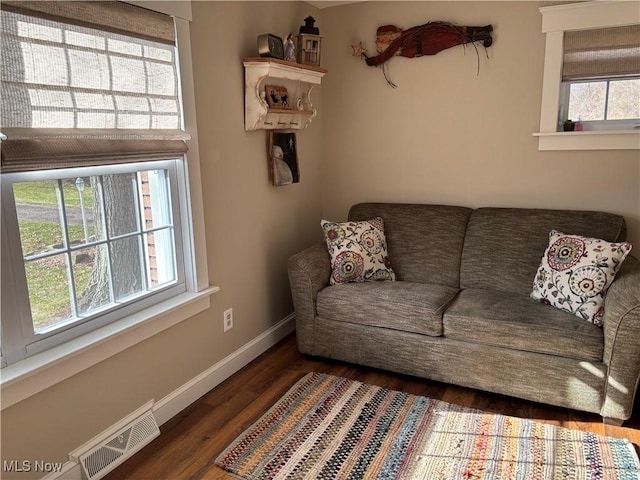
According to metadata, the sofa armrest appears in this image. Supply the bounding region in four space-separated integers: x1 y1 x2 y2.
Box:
601 254 640 420
288 243 331 354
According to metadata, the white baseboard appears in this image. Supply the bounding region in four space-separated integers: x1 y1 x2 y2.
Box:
153 313 296 425
43 315 296 480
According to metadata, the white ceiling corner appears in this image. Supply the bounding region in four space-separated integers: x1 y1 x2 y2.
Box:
304 1 365 9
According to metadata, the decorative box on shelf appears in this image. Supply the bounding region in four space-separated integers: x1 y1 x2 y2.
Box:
243 58 327 131
295 34 322 67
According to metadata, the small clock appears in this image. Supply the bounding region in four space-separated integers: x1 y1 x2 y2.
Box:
257 34 284 60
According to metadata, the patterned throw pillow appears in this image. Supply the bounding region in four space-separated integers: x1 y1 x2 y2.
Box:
321 217 396 285
531 230 632 326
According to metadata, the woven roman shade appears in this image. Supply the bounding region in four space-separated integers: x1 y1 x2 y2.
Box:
0 129 188 173
1 1 176 45
0 1 188 173
563 24 640 81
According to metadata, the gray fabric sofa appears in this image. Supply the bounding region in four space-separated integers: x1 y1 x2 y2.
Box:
288 203 640 423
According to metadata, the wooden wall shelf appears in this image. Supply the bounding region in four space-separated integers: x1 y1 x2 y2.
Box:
243 58 327 131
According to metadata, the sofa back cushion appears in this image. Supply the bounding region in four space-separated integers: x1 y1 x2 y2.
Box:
349 203 472 287
460 207 627 295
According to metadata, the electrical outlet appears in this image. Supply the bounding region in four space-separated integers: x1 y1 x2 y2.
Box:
223 308 233 332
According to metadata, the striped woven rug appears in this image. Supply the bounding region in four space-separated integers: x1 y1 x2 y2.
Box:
215 372 640 479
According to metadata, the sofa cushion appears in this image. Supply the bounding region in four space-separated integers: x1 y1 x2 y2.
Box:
460 207 627 295
317 281 459 337
531 230 632 326
443 289 604 362
321 217 396 285
349 203 472 287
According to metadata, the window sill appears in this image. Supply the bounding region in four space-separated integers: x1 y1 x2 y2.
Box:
534 130 640 151
0 286 219 410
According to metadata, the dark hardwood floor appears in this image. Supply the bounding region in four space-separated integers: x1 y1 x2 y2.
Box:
106 333 640 480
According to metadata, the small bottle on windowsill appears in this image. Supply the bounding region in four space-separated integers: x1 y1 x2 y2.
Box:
576 117 584 131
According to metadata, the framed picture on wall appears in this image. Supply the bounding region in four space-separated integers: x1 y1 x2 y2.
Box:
268 131 299 186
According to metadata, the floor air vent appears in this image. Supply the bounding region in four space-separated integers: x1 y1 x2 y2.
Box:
70 402 160 480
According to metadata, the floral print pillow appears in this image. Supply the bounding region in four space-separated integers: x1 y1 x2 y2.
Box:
321 217 396 285
531 230 632 326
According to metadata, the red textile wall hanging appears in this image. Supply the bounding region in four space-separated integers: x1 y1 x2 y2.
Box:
353 22 493 87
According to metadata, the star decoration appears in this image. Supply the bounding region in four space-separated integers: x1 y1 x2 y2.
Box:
351 42 367 59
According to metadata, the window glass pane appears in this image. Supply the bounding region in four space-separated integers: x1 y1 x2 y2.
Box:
6 162 181 352
568 81 607 120
75 244 110 315
146 229 176 287
14 180 64 257
102 173 141 237
607 78 640 119
16 218 63 257
141 170 172 229
110 237 144 300
65 177 102 245
25 254 72 333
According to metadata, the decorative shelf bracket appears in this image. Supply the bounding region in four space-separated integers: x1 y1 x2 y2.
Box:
243 58 327 131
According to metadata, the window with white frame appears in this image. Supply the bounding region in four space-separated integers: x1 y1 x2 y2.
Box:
559 25 640 130
536 1 640 151
0 1 198 367
563 78 640 125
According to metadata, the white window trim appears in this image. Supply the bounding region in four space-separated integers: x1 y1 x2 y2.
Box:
535 1 640 151
1 288 218 410
0 4 219 410
2 162 189 359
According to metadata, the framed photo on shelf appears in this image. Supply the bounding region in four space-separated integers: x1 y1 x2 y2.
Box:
268 131 299 186
264 85 291 109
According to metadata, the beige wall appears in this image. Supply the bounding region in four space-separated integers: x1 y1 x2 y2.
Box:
321 1 640 248
1 2 324 476
2 2 639 476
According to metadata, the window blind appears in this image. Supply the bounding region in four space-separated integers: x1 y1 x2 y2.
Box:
563 24 640 81
0 1 189 172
